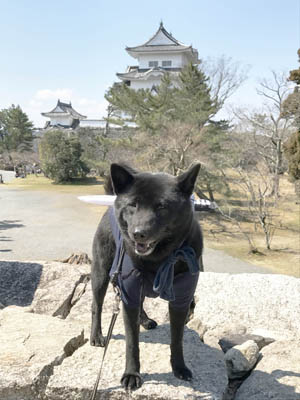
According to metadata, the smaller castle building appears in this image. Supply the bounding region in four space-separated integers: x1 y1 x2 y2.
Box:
41 100 87 129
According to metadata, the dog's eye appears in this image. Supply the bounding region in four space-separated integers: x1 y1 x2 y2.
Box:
128 200 138 208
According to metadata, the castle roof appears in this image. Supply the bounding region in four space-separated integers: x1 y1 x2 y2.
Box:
117 66 180 82
126 22 199 63
41 100 87 120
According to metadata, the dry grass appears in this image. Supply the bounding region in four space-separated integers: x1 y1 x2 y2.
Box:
199 175 300 277
7 175 106 196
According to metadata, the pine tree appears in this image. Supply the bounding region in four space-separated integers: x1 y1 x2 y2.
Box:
105 63 218 132
0 105 34 154
104 63 229 199
177 63 217 128
282 49 300 196
289 49 300 85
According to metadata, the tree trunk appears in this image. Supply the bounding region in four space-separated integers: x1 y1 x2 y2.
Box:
272 139 282 200
295 180 300 203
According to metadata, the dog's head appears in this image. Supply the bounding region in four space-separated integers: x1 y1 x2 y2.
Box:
110 163 200 260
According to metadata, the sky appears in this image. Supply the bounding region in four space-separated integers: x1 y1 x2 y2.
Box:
0 0 299 127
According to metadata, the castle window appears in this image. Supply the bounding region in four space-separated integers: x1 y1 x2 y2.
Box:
162 60 172 67
149 61 158 68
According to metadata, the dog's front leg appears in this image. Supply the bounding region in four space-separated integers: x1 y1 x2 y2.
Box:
169 305 192 381
90 268 109 347
121 304 142 390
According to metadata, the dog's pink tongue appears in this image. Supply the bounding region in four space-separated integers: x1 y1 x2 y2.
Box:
136 242 148 254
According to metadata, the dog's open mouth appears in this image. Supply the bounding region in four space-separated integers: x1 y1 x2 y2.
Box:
135 241 157 256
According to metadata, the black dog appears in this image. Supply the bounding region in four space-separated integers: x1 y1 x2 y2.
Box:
90 163 203 390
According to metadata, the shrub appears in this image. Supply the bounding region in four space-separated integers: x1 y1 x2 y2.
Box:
39 130 89 183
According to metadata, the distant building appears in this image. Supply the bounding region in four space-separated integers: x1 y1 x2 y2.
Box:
116 22 200 90
41 99 87 129
40 101 134 131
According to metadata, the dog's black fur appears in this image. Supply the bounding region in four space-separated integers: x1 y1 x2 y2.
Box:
90 163 203 390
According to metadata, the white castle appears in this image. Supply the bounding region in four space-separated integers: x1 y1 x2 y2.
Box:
41 23 199 128
116 22 200 90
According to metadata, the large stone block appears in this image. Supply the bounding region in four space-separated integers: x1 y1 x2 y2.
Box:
0 307 85 400
194 272 300 339
46 325 228 400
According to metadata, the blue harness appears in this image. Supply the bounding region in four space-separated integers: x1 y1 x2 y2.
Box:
109 207 199 309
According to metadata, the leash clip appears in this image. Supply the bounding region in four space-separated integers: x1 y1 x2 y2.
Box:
112 285 121 314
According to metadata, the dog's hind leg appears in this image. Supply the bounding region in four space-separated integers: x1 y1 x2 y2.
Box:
140 296 158 330
169 305 193 381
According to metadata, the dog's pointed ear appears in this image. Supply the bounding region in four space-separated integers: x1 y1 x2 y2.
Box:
177 163 201 196
110 163 135 195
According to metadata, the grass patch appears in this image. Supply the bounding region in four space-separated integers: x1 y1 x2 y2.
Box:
7 174 106 196
199 175 300 278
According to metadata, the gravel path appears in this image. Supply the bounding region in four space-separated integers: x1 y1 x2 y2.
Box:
0 184 274 274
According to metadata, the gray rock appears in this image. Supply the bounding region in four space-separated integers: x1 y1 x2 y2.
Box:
224 340 260 379
0 261 43 307
235 340 300 399
0 306 85 400
46 326 228 400
219 333 275 353
0 260 91 318
187 317 207 340
1 262 299 400
30 261 90 318
203 324 247 350
194 272 300 339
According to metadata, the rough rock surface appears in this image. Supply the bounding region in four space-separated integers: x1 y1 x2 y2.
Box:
235 340 300 399
203 324 247 350
186 317 207 340
194 272 300 339
219 333 275 353
29 261 90 317
0 261 43 307
0 261 300 399
46 326 228 400
0 306 85 400
224 340 260 379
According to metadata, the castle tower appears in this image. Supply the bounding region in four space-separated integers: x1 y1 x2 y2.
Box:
116 22 199 90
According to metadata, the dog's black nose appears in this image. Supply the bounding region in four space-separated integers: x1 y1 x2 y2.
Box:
133 228 146 241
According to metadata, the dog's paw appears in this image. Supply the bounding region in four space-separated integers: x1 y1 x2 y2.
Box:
140 317 158 330
172 365 193 381
90 333 106 347
121 372 142 390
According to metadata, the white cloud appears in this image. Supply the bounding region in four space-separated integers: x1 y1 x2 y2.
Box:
35 88 74 101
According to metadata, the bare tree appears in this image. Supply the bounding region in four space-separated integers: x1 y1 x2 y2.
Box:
233 70 294 199
234 163 276 250
203 55 249 111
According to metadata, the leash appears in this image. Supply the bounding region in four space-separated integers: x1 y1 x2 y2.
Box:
89 245 125 400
